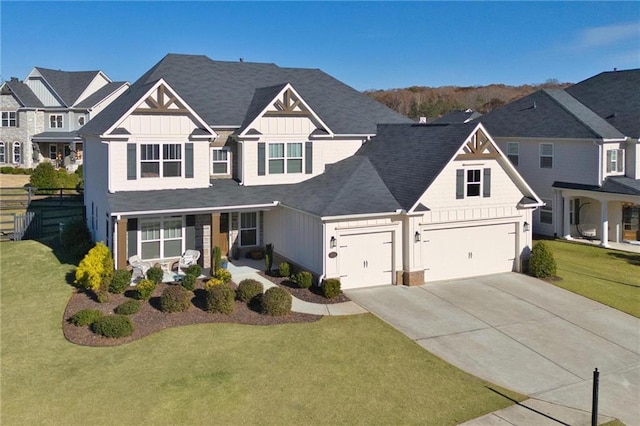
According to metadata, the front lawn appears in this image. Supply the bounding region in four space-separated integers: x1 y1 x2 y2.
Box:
0 240 524 425
535 239 640 318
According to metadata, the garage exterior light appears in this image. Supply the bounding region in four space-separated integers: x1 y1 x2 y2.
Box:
523 221 530 232
414 231 421 243
330 236 337 248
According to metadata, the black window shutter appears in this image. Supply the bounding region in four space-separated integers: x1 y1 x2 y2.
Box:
127 218 138 257
185 215 196 250
483 168 491 198
305 141 313 174
258 143 266 176
127 143 136 180
606 151 612 173
575 199 580 225
185 143 194 178
456 169 464 199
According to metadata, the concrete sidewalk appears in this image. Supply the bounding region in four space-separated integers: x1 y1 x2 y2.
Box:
346 273 640 426
227 259 367 316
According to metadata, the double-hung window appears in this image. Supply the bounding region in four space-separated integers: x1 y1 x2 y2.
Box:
211 148 230 174
140 143 182 178
163 144 181 177
1 111 17 127
606 149 624 174
507 142 519 166
140 217 183 260
268 142 303 174
12 142 20 164
540 199 553 224
540 143 553 168
141 144 160 177
239 212 258 246
49 115 63 128
466 169 481 197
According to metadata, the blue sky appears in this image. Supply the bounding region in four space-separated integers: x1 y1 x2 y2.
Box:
1 1 638 90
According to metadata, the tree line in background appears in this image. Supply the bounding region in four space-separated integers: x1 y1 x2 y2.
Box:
364 79 571 120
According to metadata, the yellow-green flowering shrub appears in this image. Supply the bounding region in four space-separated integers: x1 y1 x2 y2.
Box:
74 242 114 291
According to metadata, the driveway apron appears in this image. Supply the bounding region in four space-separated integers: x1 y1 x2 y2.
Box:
346 273 640 426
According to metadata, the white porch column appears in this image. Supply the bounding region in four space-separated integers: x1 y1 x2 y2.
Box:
600 200 609 247
563 195 572 240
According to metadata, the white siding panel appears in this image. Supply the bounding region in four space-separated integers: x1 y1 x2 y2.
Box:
74 74 108 105
25 78 63 106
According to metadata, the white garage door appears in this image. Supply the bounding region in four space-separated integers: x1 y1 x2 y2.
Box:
423 223 516 282
339 231 393 289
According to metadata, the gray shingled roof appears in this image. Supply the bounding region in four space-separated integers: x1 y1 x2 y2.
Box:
566 69 640 138
479 89 623 139
75 82 127 108
432 109 482 124
81 54 411 136
35 67 102 107
553 177 640 196
3 80 44 108
238 84 289 133
32 131 81 141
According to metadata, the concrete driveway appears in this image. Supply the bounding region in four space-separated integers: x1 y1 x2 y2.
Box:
346 273 640 425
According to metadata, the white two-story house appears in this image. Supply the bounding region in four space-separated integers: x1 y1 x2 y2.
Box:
0 67 128 170
80 53 541 289
480 69 640 246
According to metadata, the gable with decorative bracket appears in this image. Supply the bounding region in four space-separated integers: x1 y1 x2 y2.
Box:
455 128 500 160
134 85 189 114
263 88 311 117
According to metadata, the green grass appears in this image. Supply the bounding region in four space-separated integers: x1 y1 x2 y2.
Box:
1 240 524 425
535 239 640 318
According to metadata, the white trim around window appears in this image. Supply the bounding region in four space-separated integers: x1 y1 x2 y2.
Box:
540 143 553 168
606 149 624 174
466 169 482 197
268 142 303 174
49 114 63 129
139 216 184 260
140 143 182 178
239 212 258 247
12 141 21 164
211 147 230 175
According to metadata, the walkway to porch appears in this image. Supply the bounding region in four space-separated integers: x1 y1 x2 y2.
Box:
566 237 640 254
226 257 366 316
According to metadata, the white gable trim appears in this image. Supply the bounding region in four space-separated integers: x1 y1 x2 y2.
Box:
102 78 217 139
239 83 334 138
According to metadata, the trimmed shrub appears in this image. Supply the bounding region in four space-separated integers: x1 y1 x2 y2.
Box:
74 242 114 292
69 309 103 326
205 284 235 314
96 286 110 303
261 287 292 316
29 162 58 193
135 279 156 300
60 218 92 259
110 269 131 294
181 274 197 291
204 277 224 290
322 278 342 299
146 266 164 284
56 169 80 192
529 241 557 278
114 300 141 315
185 264 202 277
212 246 222 272
160 286 191 313
295 271 313 289
236 279 263 303
91 315 133 338
214 268 232 284
278 261 290 278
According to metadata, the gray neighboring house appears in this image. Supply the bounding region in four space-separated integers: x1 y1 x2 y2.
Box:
479 69 640 246
0 67 128 170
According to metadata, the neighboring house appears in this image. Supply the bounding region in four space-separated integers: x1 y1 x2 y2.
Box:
431 108 482 124
479 69 640 246
0 68 128 170
80 53 541 289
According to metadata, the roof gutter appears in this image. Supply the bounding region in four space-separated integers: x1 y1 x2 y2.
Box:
110 201 279 217
321 209 405 222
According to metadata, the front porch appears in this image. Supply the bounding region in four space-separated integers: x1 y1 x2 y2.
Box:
564 237 640 254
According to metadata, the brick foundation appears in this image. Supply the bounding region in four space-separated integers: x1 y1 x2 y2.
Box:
402 270 425 286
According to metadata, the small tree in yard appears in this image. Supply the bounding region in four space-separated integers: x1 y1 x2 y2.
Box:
529 241 557 278
74 242 114 294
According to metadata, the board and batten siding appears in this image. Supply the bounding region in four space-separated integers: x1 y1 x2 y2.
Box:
263 207 323 274
83 135 111 244
25 78 63 107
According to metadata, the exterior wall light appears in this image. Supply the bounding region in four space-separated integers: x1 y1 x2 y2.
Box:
414 231 421 243
523 221 530 232
330 236 336 249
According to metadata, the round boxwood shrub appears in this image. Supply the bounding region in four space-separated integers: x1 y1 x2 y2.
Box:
529 241 557 278
278 261 290 278
69 309 104 326
91 315 133 338
205 285 235 314
261 287 292 316
181 274 197 291
322 278 342 299
160 285 191 313
295 271 313 289
214 268 232 284
110 269 132 294
236 279 263 303
114 300 141 315
146 266 164 284
185 264 202 277
135 279 156 300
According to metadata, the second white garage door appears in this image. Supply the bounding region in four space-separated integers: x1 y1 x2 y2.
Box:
339 231 393 289
423 223 516 282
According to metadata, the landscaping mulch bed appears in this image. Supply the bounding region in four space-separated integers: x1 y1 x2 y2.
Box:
258 272 350 304
63 280 321 347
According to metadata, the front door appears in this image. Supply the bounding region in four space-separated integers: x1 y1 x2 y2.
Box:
622 206 640 241
212 213 230 256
